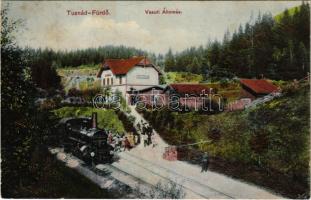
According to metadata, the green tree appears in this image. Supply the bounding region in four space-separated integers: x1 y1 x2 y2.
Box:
1 6 37 194
190 56 201 74
1 6 58 197
164 48 176 71
297 42 308 75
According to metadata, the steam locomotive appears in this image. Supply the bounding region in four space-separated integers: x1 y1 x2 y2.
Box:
56 112 114 164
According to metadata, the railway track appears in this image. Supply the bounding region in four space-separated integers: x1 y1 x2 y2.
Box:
51 146 282 199
51 147 229 198
123 151 233 198
115 151 231 198
50 148 153 198
119 105 281 199
114 147 282 199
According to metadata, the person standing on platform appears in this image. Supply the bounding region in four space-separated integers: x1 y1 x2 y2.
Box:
108 131 113 144
201 152 209 172
144 133 148 147
151 133 157 148
147 125 152 145
124 136 131 151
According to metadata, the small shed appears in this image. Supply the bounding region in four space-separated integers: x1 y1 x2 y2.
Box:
163 146 178 161
239 79 279 100
164 84 213 109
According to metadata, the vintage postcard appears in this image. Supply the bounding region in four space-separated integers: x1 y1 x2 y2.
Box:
1 1 310 199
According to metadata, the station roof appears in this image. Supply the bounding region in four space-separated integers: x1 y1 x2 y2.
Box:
97 56 162 77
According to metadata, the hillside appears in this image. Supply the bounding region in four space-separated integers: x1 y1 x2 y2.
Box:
57 65 100 92
53 107 125 133
140 80 310 198
165 72 203 84
57 65 99 77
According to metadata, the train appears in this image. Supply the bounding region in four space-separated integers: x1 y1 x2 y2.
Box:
56 112 114 164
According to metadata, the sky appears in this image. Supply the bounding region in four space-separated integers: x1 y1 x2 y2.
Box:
5 1 302 54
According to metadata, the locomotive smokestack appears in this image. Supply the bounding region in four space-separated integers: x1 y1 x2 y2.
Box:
91 112 97 129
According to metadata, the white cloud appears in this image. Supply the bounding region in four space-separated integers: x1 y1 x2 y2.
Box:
6 1 302 54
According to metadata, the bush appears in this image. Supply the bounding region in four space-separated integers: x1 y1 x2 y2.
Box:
68 88 82 97
54 107 125 133
40 99 57 110
219 78 229 87
116 110 136 134
150 180 185 199
207 128 221 141
81 87 101 102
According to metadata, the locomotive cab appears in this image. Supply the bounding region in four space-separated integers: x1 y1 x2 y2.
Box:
91 130 114 164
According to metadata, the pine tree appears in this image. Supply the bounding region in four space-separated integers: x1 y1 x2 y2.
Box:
164 48 176 71
189 57 200 74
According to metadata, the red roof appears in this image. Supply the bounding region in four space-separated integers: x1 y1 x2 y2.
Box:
169 84 211 95
97 56 154 77
240 79 279 94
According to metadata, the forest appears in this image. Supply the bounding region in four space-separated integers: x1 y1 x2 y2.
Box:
25 2 309 91
164 2 310 81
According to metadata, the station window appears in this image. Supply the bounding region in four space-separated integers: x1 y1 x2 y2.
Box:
111 77 113 85
119 77 122 84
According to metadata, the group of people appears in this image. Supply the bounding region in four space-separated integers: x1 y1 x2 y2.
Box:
107 131 132 152
106 119 158 152
106 124 210 173
137 120 157 148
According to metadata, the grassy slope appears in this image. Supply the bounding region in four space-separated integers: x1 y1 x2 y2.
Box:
204 81 241 101
57 65 100 92
206 83 309 169
57 64 99 77
165 72 203 84
54 107 125 133
142 82 309 198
